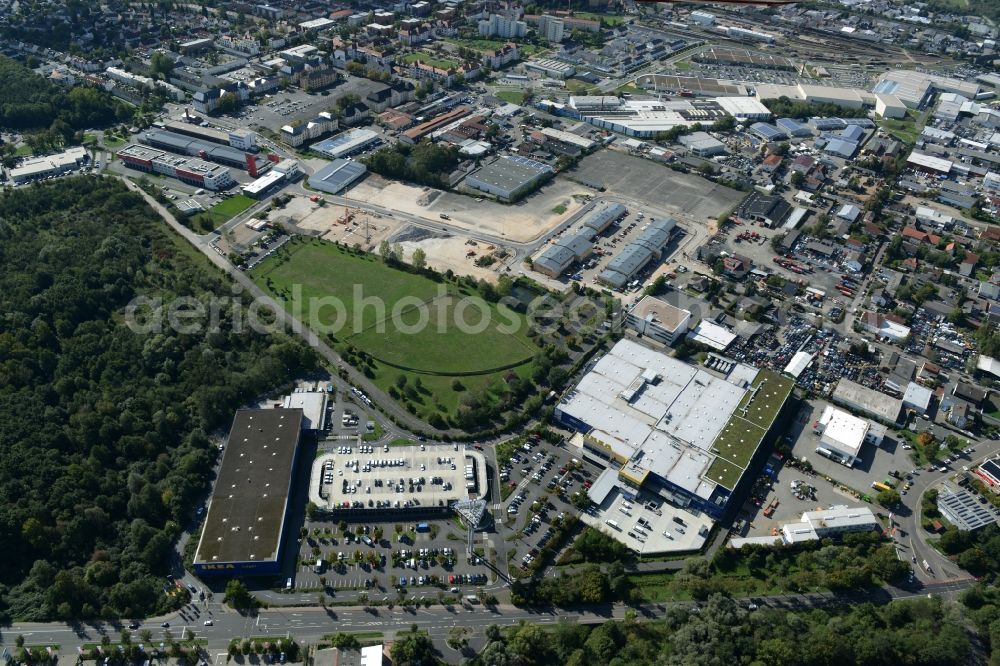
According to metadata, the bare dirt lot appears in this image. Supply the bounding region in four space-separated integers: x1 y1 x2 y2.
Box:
346 174 591 243
570 150 747 223
271 195 514 281
392 227 511 283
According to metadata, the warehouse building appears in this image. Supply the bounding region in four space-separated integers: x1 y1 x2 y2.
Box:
308 159 367 194
559 338 793 520
679 131 727 156
689 320 737 352
714 96 772 121
140 130 271 175
873 70 980 110
524 58 575 79
464 156 552 201
118 144 235 191
902 381 933 416
780 507 879 544
539 127 595 151
581 203 627 234
598 218 678 289
813 404 884 467
282 390 328 431
626 296 691 346
161 120 257 152
938 487 997 532
193 408 304 575
749 122 787 142
9 146 88 184
242 159 301 198
311 129 382 159
831 378 903 425
532 231 593 277
775 117 813 138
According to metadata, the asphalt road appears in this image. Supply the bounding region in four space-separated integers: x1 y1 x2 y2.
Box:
0 579 977 655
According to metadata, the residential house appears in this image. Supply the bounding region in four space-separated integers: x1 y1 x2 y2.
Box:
954 382 988 407
339 101 371 126
281 112 337 147
722 254 752 279
192 81 249 114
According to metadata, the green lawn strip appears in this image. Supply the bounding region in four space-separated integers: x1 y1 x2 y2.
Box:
737 370 793 429
102 135 126 149
191 194 257 230
615 84 644 95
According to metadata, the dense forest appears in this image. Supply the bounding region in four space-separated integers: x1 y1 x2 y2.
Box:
0 177 317 621
0 55 128 132
466 594 972 666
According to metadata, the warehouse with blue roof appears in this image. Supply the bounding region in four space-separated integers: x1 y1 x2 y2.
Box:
749 123 787 142
775 118 813 138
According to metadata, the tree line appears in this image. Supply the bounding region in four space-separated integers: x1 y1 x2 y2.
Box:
470 593 971 666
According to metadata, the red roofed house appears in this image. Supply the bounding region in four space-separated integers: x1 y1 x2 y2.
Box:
901 226 941 245
761 153 782 173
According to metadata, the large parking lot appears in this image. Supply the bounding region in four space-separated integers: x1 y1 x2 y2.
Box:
290 515 496 599
580 483 713 554
493 433 595 572
218 75 389 134
572 150 746 222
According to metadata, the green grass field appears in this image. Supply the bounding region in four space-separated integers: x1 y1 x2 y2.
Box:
445 38 546 57
878 115 920 144
102 134 126 149
191 194 257 230
400 52 459 70
573 11 625 26
496 90 529 105
252 239 541 420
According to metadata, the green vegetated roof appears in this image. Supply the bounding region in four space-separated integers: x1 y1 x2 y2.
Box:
707 370 794 490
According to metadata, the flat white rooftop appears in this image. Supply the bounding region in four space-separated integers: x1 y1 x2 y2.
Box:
818 404 868 458
559 339 755 501
282 390 328 431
